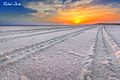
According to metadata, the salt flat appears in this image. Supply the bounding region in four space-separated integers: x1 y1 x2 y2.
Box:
0 25 120 80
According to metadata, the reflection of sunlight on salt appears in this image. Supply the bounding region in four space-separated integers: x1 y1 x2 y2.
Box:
111 44 119 51
21 75 28 80
101 60 109 65
107 76 119 80
0 51 3 56
5 56 11 60
68 51 82 57
115 50 120 59
80 68 91 80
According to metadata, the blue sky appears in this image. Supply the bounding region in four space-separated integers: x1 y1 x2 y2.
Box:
0 0 36 14
0 0 119 14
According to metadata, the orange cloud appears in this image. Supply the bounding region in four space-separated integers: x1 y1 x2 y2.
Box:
50 6 120 25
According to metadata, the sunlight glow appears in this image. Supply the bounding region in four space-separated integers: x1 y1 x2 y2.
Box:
51 6 120 25
73 17 82 24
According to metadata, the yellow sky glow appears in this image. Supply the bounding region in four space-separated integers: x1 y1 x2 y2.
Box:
50 6 120 25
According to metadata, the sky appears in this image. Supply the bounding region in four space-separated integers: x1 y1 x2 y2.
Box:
0 0 120 25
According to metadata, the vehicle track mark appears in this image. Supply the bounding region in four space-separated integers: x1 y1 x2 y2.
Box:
89 26 120 80
0 26 96 67
0 28 74 42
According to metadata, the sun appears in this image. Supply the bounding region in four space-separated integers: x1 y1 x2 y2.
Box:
73 18 82 24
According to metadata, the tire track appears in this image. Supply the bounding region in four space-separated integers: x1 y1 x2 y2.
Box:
0 28 75 42
102 26 120 80
0 26 96 67
81 26 101 80
0 29 42 36
0 27 70 36
88 26 120 80
0 29 50 36
102 26 120 59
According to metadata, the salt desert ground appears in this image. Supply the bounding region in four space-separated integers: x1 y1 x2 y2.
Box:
0 25 120 80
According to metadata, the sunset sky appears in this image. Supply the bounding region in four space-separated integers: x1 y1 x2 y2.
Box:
0 0 120 25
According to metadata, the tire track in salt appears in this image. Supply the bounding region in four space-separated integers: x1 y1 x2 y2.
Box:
102 26 120 80
0 28 74 42
87 26 120 80
0 27 70 36
103 26 120 59
0 29 42 36
0 28 52 36
79 26 101 80
0 26 96 67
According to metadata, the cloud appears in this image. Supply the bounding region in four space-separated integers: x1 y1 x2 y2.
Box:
26 2 60 13
25 0 120 24
69 0 93 4
107 2 120 8
25 1 64 20
25 0 93 15
51 5 120 24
